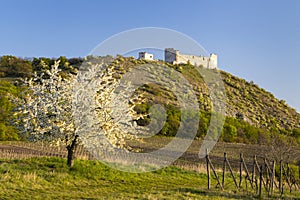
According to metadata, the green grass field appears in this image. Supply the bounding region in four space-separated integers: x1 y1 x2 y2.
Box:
0 157 299 199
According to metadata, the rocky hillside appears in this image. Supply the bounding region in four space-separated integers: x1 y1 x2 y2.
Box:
105 56 300 137
221 70 299 132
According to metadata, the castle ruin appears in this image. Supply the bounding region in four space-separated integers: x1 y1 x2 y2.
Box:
164 48 218 69
138 52 154 61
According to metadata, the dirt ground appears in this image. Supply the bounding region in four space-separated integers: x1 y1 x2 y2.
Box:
1 138 299 171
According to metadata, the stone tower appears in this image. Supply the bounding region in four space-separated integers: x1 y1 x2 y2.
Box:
164 48 179 64
164 48 218 69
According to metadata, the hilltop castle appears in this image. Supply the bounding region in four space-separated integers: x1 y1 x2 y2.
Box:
138 52 154 61
164 48 218 69
137 48 218 69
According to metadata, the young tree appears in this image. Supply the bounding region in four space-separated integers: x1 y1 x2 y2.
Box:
267 132 300 162
15 58 141 167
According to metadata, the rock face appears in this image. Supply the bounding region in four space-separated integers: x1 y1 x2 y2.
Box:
165 48 218 69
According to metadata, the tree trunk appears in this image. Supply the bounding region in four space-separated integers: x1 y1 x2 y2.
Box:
66 135 79 167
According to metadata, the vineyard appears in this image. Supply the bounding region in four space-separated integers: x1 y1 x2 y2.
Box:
1 138 299 199
0 141 92 160
1 138 300 172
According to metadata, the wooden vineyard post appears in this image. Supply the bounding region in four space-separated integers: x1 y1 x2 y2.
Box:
279 160 283 195
282 163 292 193
264 158 269 191
286 163 297 191
206 149 223 190
241 154 254 189
266 160 270 196
270 160 276 196
252 155 257 190
225 153 239 189
206 149 210 190
254 156 267 190
259 165 263 198
239 153 243 188
222 152 226 189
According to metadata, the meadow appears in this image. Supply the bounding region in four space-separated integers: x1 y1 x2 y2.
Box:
1 139 299 199
1 157 295 200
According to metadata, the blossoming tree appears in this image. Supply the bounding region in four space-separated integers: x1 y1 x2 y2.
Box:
15 58 141 167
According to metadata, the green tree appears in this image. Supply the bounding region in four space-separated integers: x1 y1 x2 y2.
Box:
0 56 32 77
0 80 21 140
222 124 237 142
32 57 51 73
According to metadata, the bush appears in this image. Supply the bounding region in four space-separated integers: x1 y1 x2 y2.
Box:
222 124 237 142
0 123 19 141
134 103 149 114
0 80 22 141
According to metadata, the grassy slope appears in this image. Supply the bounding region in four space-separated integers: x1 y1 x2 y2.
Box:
220 70 300 132
111 57 300 133
177 63 299 132
0 157 299 200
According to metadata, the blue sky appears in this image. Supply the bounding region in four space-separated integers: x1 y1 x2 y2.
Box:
0 0 299 111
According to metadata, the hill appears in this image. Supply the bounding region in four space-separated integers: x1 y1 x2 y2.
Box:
104 56 300 144
0 55 299 145
221 70 299 132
